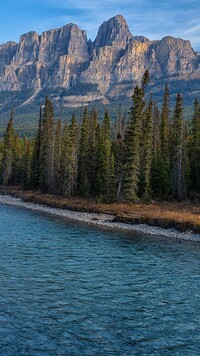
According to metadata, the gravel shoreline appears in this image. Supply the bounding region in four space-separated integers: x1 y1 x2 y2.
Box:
1 194 200 241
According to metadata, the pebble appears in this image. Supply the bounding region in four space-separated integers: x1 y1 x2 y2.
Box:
0 194 200 242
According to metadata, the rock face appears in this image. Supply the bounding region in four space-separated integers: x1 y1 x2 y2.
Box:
0 15 200 107
93 15 133 49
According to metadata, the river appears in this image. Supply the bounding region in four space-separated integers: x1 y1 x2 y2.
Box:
0 203 200 355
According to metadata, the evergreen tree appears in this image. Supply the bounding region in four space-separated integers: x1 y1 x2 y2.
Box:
77 108 90 196
108 150 116 201
95 110 114 200
1 109 16 186
12 132 22 184
53 119 62 194
141 69 150 91
170 93 187 200
65 114 78 196
102 109 112 197
40 97 55 192
21 137 32 189
152 101 161 156
190 99 200 194
151 88 170 198
95 124 104 198
87 109 98 196
113 130 126 201
60 122 70 195
139 99 153 198
31 106 43 188
151 152 170 198
124 84 146 200
160 84 170 158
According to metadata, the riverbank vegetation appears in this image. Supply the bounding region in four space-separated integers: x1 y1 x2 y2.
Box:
0 71 200 205
0 186 200 233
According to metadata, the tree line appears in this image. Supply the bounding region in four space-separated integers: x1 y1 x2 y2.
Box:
1 71 200 202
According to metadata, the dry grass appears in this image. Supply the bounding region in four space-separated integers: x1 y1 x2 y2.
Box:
1 186 200 233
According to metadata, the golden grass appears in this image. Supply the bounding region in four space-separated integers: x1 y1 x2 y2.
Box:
1 186 200 233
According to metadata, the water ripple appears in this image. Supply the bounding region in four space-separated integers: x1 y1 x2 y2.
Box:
0 204 200 355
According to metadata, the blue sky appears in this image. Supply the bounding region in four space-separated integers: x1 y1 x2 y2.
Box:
1 0 200 50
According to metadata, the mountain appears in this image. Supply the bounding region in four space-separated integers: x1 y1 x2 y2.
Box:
0 15 200 113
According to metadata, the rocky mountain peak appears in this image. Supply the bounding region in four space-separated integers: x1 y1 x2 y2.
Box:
93 15 133 49
0 15 200 109
39 23 89 61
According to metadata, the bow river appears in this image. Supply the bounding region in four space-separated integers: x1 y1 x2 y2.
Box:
0 203 200 355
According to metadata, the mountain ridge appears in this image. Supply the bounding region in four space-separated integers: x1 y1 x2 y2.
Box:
0 15 200 112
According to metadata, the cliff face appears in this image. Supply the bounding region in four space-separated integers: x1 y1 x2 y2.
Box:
0 15 199 107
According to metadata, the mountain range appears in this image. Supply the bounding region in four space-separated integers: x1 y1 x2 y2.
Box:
0 15 200 113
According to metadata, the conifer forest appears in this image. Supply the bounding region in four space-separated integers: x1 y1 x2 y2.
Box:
1 71 200 202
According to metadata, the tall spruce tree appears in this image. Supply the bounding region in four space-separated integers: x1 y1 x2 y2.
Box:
95 123 105 198
113 129 126 201
60 122 70 195
139 99 153 198
124 83 146 200
151 86 170 197
102 109 112 197
77 108 90 196
66 114 78 196
21 137 32 189
1 109 16 186
87 109 98 196
40 97 55 192
31 106 43 188
170 93 187 200
53 119 62 194
10 132 21 184
161 84 170 158
190 99 200 194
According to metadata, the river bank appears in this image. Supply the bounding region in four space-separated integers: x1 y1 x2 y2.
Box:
0 187 200 241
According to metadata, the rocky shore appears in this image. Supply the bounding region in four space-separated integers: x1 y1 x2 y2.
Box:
1 194 200 242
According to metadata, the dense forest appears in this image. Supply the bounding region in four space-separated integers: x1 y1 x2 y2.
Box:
1 71 200 202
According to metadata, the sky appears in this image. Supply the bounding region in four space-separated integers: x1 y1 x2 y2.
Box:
0 0 200 51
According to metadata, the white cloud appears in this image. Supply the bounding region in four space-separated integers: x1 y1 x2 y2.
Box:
184 24 200 34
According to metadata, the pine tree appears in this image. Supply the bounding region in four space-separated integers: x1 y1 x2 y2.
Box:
94 109 114 200
161 84 170 158
170 93 186 200
40 97 55 192
139 99 153 198
65 114 78 196
77 108 90 196
31 106 43 188
190 99 200 194
12 132 22 184
151 152 170 197
151 88 170 198
53 119 62 194
124 84 146 200
152 101 161 156
102 109 112 197
95 123 106 198
87 109 98 196
60 121 70 195
113 128 126 201
21 137 32 189
1 109 16 186
108 150 116 201
141 69 150 91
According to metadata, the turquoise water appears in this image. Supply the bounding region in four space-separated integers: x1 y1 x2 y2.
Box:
0 204 200 355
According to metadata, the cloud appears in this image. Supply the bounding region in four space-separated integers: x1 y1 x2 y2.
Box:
184 24 200 34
